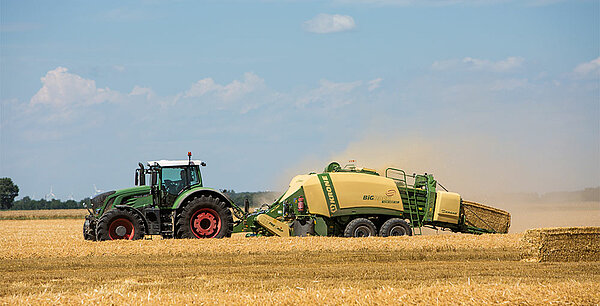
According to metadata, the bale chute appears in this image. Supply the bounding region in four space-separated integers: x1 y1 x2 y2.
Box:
462 200 511 234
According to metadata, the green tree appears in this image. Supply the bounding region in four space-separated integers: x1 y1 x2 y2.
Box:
0 178 19 209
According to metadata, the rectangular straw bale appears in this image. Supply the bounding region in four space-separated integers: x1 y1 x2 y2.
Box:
521 227 600 262
462 200 511 233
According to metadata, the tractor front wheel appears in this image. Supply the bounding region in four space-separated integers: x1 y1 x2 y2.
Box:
96 209 145 241
344 218 377 237
83 216 97 241
175 195 233 239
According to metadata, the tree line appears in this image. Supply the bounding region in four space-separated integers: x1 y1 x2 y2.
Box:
10 197 89 210
9 192 280 211
1 177 281 210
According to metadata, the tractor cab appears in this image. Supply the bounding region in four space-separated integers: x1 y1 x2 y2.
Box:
135 153 206 207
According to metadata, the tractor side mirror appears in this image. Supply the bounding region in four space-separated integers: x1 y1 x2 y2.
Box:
135 170 139 186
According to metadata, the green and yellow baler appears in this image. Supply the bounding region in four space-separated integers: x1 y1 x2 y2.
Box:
234 162 510 237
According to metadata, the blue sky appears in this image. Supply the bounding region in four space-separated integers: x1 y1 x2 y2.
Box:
1 0 598 201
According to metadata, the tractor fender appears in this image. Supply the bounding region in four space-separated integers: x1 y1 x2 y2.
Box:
173 188 234 210
114 205 149 231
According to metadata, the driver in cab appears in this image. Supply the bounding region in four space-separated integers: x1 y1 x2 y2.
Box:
164 169 189 195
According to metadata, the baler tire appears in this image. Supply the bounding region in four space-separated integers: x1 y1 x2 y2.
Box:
379 218 412 237
96 209 145 241
175 195 233 239
344 218 377 237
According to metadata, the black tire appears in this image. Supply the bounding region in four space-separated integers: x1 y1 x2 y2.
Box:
379 218 412 237
83 216 96 241
344 218 377 237
96 209 145 241
175 195 233 239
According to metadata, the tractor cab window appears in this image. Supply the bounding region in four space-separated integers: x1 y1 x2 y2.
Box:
162 166 199 195
189 168 200 186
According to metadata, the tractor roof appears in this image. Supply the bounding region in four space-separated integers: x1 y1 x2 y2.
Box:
147 160 204 167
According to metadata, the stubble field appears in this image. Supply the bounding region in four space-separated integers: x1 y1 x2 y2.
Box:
0 218 599 305
0 209 88 220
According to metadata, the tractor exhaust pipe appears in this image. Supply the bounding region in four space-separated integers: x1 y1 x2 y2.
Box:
138 162 145 186
244 198 250 214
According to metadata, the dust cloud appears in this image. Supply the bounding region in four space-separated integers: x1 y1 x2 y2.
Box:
279 134 599 233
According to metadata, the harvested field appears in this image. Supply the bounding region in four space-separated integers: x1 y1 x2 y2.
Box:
1 220 599 304
0 209 88 220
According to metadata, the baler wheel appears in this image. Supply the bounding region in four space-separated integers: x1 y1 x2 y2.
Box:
96 209 145 241
175 195 233 239
379 218 412 237
344 218 377 237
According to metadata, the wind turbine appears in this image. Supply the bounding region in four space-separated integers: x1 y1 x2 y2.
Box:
68 193 75 201
45 186 56 201
93 184 104 196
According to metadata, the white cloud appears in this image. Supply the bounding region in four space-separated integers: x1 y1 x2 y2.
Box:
432 56 524 72
219 73 265 102
28 68 381 116
462 56 524 72
367 78 383 91
185 78 220 97
129 86 156 100
303 14 356 34
30 67 120 108
297 79 363 107
185 72 265 103
573 57 600 77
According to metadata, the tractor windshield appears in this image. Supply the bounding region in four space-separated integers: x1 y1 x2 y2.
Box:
162 166 200 195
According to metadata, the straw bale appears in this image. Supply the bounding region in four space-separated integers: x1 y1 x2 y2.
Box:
462 200 511 233
521 227 600 262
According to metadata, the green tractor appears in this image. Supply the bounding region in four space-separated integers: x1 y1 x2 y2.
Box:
83 153 243 241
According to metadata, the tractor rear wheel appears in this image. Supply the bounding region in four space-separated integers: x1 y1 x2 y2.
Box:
175 195 233 239
96 209 145 241
379 218 412 237
344 218 377 237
